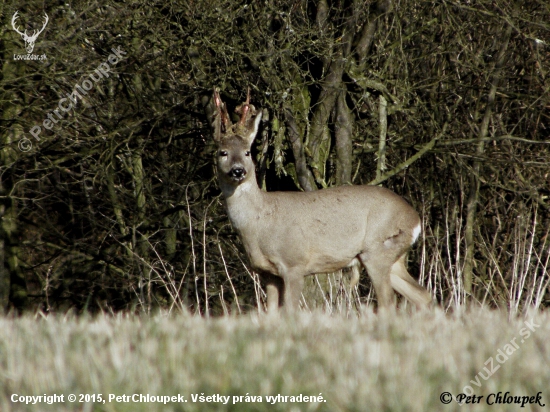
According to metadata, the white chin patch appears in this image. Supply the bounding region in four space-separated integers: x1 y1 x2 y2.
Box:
412 223 421 244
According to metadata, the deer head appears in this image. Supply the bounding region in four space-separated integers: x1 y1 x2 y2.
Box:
12 11 49 54
211 88 262 191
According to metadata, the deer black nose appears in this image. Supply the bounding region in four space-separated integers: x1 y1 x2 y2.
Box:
229 167 246 179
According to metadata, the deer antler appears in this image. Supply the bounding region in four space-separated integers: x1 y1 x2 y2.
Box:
238 87 251 126
11 11 48 40
11 11 26 37
32 13 49 40
212 88 231 137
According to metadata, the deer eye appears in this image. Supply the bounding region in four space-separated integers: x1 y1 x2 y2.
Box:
245 151 250 157
219 150 228 157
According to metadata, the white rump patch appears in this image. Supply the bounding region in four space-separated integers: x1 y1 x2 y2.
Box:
412 223 422 244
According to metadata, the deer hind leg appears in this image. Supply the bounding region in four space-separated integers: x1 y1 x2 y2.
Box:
389 255 432 309
358 252 394 309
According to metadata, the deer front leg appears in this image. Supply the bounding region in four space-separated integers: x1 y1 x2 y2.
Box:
266 283 279 313
260 273 284 312
282 271 304 312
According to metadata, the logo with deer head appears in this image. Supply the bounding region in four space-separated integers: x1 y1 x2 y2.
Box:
11 11 49 54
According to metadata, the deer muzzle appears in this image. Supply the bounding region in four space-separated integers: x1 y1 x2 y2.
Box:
228 167 246 181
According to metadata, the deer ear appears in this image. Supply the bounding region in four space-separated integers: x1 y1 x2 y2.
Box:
244 111 262 146
211 88 231 143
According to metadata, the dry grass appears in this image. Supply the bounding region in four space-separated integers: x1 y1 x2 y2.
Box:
1 309 549 412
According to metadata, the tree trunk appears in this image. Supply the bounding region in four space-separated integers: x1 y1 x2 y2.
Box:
1 39 28 312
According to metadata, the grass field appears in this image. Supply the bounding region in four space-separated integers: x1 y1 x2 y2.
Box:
1 309 549 412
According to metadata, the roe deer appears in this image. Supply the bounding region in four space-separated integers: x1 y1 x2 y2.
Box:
210 89 432 312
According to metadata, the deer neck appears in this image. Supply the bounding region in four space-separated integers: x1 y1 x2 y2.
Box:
220 174 264 231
